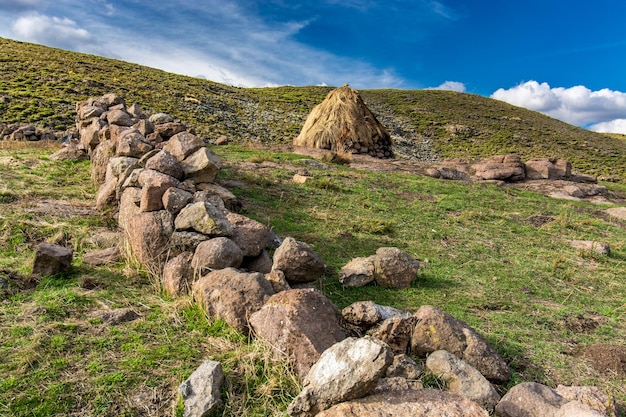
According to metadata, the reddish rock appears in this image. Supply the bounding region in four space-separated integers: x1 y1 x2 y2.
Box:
163 252 193 297
191 237 243 273
271 237 325 284
225 213 271 257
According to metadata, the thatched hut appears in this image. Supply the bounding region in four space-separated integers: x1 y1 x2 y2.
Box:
294 84 393 158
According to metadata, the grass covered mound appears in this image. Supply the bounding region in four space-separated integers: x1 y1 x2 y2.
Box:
1 140 625 416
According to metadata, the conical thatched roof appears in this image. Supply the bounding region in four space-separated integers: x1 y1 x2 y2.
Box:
294 84 393 158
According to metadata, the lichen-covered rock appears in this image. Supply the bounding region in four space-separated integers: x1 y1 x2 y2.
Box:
373 247 420 289
174 202 233 236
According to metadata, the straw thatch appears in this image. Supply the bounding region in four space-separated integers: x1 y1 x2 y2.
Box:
294 84 393 158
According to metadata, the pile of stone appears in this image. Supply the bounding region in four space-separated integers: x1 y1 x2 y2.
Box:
76 94 617 417
0 123 59 141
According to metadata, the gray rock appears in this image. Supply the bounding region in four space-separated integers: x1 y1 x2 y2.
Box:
197 182 241 212
555 385 617 417
339 256 376 287
426 350 500 410
411 305 511 383
107 156 139 180
495 382 567 417
192 268 274 334
32 243 73 277
149 112 174 125
180 147 222 183
191 237 243 273
568 240 610 255
162 187 194 215
174 202 233 236
145 150 184 180
225 213 271 257
249 288 347 380
162 131 205 161
374 247 420 289
178 360 224 417
118 187 141 233
107 109 134 127
82 247 121 266
316 388 489 417
117 132 154 158
168 231 210 258
92 308 140 325
342 300 411 331
553 401 608 417
386 354 423 379
271 237 325 284
287 337 394 417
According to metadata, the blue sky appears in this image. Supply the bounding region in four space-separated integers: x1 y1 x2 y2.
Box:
1 0 626 133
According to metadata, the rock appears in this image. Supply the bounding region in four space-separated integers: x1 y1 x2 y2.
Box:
605 206 626 220
215 135 228 145
369 315 417 354
178 360 224 417
154 121 187 140
92 308 141 325
162 252 193 297
32 243 73 276
80 118 105 152
225 213 271 257
164 232 208 259
373 247 420 289
553 401 609 417
180 147 222 183
49 142 89 161
117 132 154 157
197 182 241 212
568 240 610 255
82 247 120 266
342 300 411 331
293 174 311 184
175 202 233 236
425 350 500 410
555 385 617 417
91 140 117 184
127 103 143 119
149 113 174 125
133 119 154 137
242 250 273 274
192 268 274 334
107 156 139 180
118 187 142 232
125 210 174 271
411 305 510 383
79 105 104 120
315 389 489 417
145 150 184 180
472 154 525 182
271 237 325 284
249 288 347 380
525 158 571 180
162 131 205 161
369 377 423 395
495 382 567 417
287 337 394 417
95 178 118 211
107 109 134 127
264 269 290 293
138 169 180 212
339 256 376 287
386 354 423 379
191 237 243 273
162 187 194 215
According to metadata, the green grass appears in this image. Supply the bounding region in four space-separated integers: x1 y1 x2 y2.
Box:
2 37 626 180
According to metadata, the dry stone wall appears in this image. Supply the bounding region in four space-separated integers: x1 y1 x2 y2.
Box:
77 94 616 417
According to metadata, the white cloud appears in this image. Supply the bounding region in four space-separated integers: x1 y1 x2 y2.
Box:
588 119 626 134
12 13 91 50
427 81 466 92
491 81 626 127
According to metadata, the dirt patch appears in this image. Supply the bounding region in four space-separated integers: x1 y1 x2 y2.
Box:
0 269 37 298
580 344 626 376
527 215 553 228
559 312 606 333
24 199 97 218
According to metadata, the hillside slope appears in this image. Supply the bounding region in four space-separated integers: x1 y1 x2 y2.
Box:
1 37 625 179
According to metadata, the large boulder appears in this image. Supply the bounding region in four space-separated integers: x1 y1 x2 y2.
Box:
287 337 394 417
249 288 347 380
192 268 274 334
472 154 525 182
225 213 271 257
32 243 73 277
495 382 567 417
180 147 222 183
174 202 233 236
178 360 224 417
373 247 420 289
191 237 243 273
125 210 174 272
425 350 500 410
411 305 510 383
162 131 205 161
271 237 325 284
315 389 489 417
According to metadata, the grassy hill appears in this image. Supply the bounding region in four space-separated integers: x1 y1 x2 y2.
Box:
1 37 625 180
